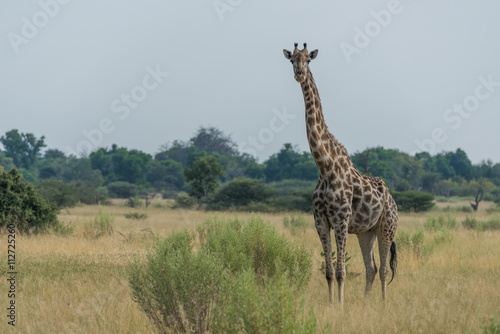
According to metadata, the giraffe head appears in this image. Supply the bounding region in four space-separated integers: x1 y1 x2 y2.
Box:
283 43 318 83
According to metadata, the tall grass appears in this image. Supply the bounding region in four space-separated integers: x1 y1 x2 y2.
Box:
4 203 500 333
83 206 114 239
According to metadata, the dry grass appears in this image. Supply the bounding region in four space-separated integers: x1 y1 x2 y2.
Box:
1 200 499 333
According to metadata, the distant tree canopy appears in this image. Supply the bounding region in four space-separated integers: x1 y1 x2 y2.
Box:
0 129 45 170
1 127 500 208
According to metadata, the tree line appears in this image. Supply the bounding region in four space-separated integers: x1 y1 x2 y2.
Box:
1 127 499 211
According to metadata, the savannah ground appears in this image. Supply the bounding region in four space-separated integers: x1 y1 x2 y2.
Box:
1 199 499 333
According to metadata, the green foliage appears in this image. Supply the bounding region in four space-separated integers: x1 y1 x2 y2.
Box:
207 177 274 209
0 129 45 170
462 216 500 231
392 190 435 212
184 156 224 199
107 181 137 198
283 214 309 235
212 267 317 334
37 179 107 208
425 214 458 231
172 192 197 209
0 168 61 233
83 207 114 239
198 217 312 288
124 212 148 220
129 217 314 333
396 229 432 260
264 143 318 182
129 230 224 333
481 316 500 334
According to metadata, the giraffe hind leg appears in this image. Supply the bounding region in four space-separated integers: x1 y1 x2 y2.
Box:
377 213 397 301
356 230 378 300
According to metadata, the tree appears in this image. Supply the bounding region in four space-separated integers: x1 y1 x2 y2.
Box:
189 126 238 157
0 167 60 233
0 152 15 171
184 156 225 199
264 144 317 182
0 129 46 170
148 159 185 191
392 191 435 212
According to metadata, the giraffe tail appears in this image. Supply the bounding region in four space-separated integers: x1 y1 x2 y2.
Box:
388 241 397 285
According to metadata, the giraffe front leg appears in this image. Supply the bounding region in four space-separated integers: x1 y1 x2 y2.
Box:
333 222 348 306
314 213 333 304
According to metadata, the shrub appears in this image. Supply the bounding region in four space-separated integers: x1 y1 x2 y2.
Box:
129 217 314 333
425 214 457 231
270 189 313 212
37 179 108 208
395 228 435 260
462 216 481 230
197 217 312 288
392 191 435 212
107 181 137 198
212 267 317 334
207 177 274 209
124 212 148 220
129 230 224 333
0 168 62 233
463 216 500 231
172 192 197 209
482 216 500 231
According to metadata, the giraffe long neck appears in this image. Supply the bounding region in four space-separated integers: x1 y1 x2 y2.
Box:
301 71 351 179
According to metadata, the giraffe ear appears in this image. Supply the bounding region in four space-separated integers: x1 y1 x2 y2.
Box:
309 49 318 60
283 49 292 60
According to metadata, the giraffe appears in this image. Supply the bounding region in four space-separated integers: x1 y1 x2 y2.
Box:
283 43 398 305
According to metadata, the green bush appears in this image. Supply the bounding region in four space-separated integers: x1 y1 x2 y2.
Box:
129 217 314 333
198 217 312 288
124 212 148 220
107 181 137 198
129 230 224 333
395 228 434 260
425 214 457 231
37 179 107 208
172 192 197 209
463 216 500 231
207 177 274 209
0 168 62 233
462 216 481 230
212 267 317 334
392 191 435 212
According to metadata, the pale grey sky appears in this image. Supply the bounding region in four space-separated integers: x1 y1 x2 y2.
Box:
1 1 499 163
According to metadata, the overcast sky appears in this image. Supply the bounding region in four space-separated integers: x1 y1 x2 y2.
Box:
2 1 500 164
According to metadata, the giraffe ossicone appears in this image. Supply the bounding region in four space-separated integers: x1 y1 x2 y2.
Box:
283 43 398 305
